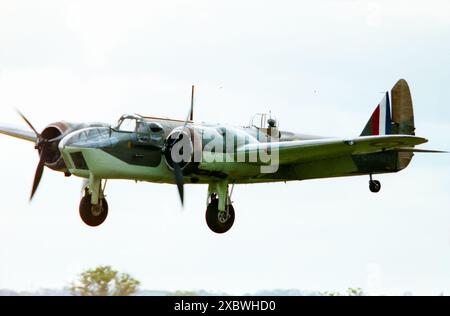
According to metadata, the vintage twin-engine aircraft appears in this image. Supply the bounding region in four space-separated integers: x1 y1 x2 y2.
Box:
0 79 442 233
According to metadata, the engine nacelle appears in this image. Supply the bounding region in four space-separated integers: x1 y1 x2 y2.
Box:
163 128 201 174
40 122 107 172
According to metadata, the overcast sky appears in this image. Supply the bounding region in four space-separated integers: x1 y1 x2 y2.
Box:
0 0 449 295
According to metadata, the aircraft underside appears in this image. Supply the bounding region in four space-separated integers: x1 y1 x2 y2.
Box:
60 143 398 231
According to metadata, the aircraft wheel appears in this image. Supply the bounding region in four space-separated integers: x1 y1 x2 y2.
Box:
206 198 235 234
369 180 381 193
79 194 109 227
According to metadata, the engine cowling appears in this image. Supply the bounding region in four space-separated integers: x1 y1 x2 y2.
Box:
39 122 106 172
162 128 202 174
39 122 70 171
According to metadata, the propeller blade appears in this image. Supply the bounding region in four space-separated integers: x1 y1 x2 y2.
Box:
173 162 184 206
16 109 40 138
181 85 195 134
164 85 194 206
189 85 194 121
30 154 45 201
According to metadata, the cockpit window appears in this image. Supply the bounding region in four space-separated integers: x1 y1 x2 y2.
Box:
63 127 111 148
150 123 163 133
117 118 137 132
135 120 165 144
136 121 149 134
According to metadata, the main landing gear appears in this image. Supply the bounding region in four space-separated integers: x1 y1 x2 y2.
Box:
79 176 109 227
369 174 381 193
206 182 235 234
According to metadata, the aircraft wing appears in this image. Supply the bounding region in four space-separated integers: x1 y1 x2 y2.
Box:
0 124 37 142
238 135 428 165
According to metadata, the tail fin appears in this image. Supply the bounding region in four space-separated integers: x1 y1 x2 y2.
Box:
360 79 417 170
360 92 392 136
360 79 415 137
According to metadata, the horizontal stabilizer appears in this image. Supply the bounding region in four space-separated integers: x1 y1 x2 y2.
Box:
388 147 448 153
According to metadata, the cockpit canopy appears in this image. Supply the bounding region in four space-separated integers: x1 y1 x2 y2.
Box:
115 114 140 132
114 114 165 144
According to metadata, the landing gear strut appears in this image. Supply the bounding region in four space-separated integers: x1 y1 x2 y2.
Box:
206 182 235 234
369 174 381 193
79 177 109 227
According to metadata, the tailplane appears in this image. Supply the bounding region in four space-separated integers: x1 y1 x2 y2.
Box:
360 79 418 170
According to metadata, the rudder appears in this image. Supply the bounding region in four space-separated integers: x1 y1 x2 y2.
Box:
391 79 415 169
391 79 415 135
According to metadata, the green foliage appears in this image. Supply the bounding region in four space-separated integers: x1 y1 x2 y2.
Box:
320 288 365 297
70 265 140 296
346 288 364 296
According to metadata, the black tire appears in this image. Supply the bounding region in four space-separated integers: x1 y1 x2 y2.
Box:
369 180 381 193
205 198 235 234
79 194 108 227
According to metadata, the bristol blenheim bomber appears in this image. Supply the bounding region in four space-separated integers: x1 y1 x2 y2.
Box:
0 80 442 233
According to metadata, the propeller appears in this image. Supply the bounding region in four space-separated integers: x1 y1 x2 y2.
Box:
16 110 63 201
162 85 195 206
31 153 45 201
173 162 184 205
17 110 40 137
